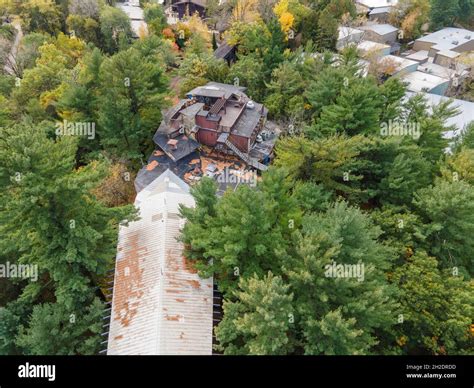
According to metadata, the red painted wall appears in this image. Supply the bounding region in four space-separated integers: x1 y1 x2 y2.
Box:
197 128 218 147
196 115 219 130
229 134 249 153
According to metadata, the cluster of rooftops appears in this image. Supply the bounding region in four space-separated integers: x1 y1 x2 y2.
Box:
117 0 208 37
105 0 474 355
338 21 474 101
337 23 474 141
107 79 279 354
135 82 277 192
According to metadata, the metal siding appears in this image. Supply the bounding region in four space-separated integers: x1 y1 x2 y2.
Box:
107 170 213 355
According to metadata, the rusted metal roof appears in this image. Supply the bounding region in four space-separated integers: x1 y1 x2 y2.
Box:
107 169 213 355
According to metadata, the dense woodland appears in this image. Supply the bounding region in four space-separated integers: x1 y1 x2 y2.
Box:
0 0 473 355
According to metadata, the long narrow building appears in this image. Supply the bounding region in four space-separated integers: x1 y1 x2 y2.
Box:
107 169 213 355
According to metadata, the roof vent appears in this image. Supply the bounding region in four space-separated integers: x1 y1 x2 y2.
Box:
451 40 459 45
465 35 472 40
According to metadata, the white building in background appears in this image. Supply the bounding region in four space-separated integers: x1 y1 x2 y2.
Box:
337 26 365 50
401 71 451 95
368 6 392 23
359 23 399 45
357 0 398 7
378 54 419 76
406 92 474 140
116 1 148 38
413 28 474 61
356 40 391 57
107 169 213 355
356 0 398 15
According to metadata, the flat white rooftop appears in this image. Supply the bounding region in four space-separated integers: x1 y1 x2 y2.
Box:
116 2 148 37
361 23 398 36
406 92 474 139
417 27 474 51
406 50 429 62
417 62 468 79
401 71 449 93
117 3 145 20
357 40 391 56
437 50 461 59
130 20 148 37
338 26 365 40
379 55 419 74
357 0 399 8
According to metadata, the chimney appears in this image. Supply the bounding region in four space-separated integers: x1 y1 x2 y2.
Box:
167 139 178 150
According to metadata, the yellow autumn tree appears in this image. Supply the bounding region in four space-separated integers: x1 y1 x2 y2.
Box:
401 8 421 40
92 161 137 207
231 0 259 24
0 0 15 13
273 0 289 18
176 13 211 48
138 23 149 39
12 33 86 113
459 52 474 78
441 148 474 184
273 0 295 35
366 52 399 83
389 0 430 40
279 12 294 35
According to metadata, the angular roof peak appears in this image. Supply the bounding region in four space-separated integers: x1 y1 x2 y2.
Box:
135 169 190 206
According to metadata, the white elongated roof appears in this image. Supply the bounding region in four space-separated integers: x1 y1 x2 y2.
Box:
107 169 213 355
357 0 398 9
406 92 474 139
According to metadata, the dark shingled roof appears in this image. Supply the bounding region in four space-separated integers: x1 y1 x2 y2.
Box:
155 120 171 135
134 149 200 193
231 103 267 138
173 0 206 8
154 133 200 162
214 42 235 60
163 99 188 123
180 102 204 117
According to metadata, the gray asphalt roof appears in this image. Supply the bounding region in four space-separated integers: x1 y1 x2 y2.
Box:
362 23 398 36
154 133 200 162
214 42 235 59
231 103 267 137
